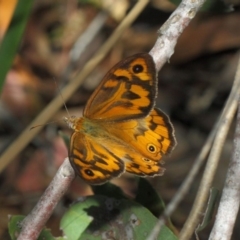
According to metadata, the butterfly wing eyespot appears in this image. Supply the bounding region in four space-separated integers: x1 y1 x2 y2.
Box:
85 169 94 177
132 64 144 73
147 144 157 153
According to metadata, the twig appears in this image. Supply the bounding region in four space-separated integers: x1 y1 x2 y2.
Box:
150 0 206 71
147 116 216 240
0 0 150 174
61 11 108 84
179 54 240 240
18 158 75 240
209 55 240 240
146 55 240 239
146 1 211 239
70 11 108 64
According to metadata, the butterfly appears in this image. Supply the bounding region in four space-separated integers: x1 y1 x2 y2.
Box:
65 53 176 185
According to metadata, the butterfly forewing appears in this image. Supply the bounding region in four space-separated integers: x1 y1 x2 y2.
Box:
83 53 157 121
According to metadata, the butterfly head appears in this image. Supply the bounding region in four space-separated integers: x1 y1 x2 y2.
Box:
64 116 78 130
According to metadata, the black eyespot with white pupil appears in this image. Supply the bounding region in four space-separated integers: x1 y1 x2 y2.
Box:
147 144 157 153
85 169 94 176
133 64 144 73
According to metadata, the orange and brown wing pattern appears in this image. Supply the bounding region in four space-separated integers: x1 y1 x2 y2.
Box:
100 135 166 178
83 53 157 121
105 107 176 164
69 131 124 185
123 152 165 177
144 108 176 157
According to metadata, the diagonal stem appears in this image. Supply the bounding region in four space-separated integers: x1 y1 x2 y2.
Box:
209 55 240 240
179 54 240 240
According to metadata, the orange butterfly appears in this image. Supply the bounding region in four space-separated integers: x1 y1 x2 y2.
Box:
65 53 176 185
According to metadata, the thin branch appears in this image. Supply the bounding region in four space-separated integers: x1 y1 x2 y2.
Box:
179 54 240 240
17 158 75 240
0 0 150 173
146 54 240 239
60 11 108 84
150 0 206 71
147 115 216 240
70 12 108 64
209 55 240 240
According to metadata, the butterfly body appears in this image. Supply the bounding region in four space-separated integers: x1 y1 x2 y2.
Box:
65 53 176 185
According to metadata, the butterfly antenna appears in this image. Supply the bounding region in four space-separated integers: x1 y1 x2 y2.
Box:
54 80 71 118
31 80 70 131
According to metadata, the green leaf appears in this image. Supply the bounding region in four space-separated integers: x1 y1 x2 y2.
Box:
37 228 55 240
60 197 98 239
135 178 165 217
8 215 24 240
61 195 178 240
135 178 178 235
196 188 219 234
8 215 57 240
0 0 33 93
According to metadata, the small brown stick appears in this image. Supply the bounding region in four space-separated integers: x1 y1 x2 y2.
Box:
209 55 240 240
147 115 216 240
17 158 75 240
147 56 240 240
179 55 240 240
150 0 206 70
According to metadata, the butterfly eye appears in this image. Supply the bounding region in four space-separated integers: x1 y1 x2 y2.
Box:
147 144 157 153
85 169 94 176
132 64 144 73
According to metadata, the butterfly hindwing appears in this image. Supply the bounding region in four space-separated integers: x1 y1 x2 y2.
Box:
104 108 176 167
69 131 124 184
124 108 176 176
